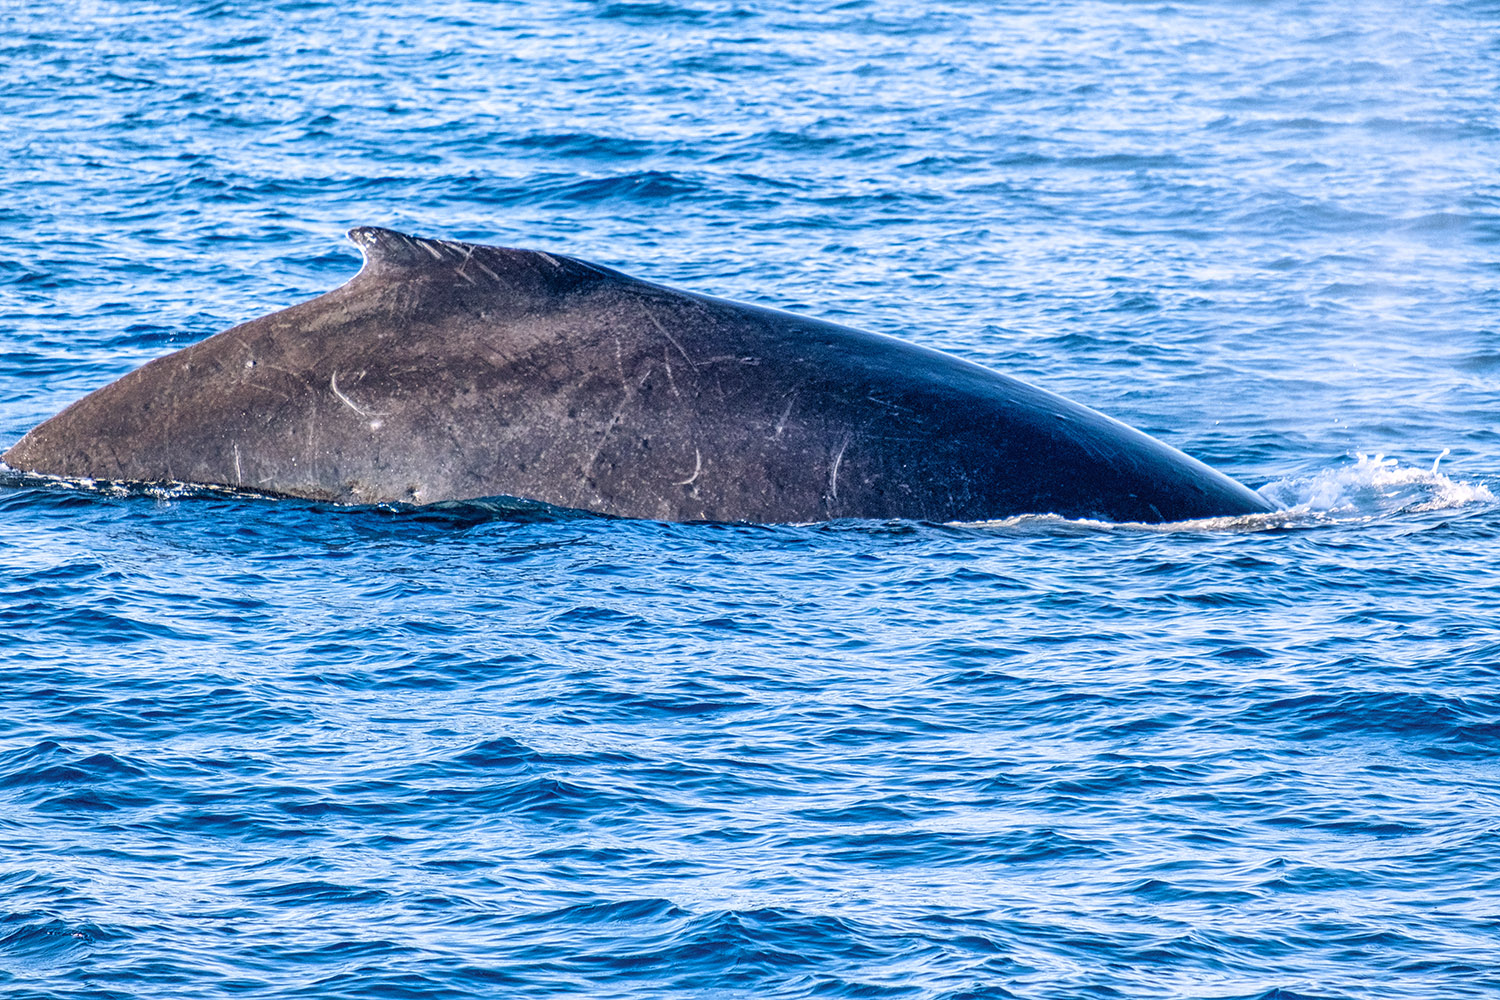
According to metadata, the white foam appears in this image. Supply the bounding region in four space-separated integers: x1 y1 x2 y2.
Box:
1260 451 1496 518
954 451 1494 534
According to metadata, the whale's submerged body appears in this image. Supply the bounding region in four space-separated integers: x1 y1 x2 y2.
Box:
3 227 1275 524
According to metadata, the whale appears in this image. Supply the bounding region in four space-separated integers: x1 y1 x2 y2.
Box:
2 227 1275 524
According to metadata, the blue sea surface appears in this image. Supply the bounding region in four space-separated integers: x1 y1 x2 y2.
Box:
3 1 1500 997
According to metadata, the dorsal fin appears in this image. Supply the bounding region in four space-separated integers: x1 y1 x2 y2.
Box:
346 226 624 293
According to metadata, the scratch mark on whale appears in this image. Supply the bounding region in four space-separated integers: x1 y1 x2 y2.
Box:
676 448 703 486
329 371 389 418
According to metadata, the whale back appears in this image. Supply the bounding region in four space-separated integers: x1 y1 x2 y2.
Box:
2 228 1274 523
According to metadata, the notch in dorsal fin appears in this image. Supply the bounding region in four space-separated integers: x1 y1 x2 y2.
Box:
346 226 623 293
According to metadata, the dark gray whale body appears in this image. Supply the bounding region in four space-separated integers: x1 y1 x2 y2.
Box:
3 228 1274 523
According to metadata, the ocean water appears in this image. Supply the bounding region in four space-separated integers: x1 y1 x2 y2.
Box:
3 1 1499 997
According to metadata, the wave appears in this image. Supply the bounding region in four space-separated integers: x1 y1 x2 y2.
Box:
957 451 1495 535
7 450 1492 537
1259 451 1496 518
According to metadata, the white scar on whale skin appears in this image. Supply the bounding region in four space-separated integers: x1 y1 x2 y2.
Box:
641 304 697 370
774 395 796 438
452 244 478 285
828 435 849 501
329 371 390 418
676 448 702 486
